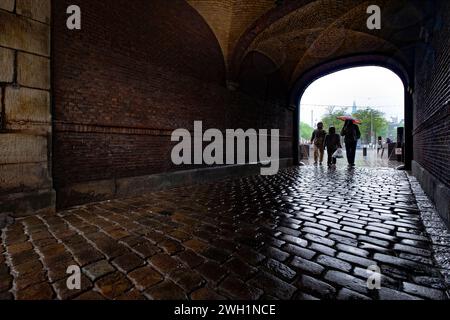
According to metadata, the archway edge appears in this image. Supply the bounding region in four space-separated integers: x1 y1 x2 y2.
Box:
289 53 413 168
289 53 412 106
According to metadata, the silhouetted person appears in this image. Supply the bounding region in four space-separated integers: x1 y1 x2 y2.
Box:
341 120 361 167
377 136 383 154
324 127 342 167
311 122 327 165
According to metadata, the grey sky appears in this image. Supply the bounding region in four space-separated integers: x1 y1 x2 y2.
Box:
299 66 405 127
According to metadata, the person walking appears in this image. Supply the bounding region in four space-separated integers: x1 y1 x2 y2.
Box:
377 136 383 154
324 127 342 167
311 122 327 165
341 119 361 167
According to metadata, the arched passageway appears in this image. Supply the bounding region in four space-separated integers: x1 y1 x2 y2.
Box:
289 55 413 169
294 63 407 168
0 0 449 301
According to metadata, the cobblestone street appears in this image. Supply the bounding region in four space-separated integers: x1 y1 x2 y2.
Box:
1 166 449 300
301 148 404 169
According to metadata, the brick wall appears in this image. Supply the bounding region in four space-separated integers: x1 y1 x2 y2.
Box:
0 0 55 215
3 0 447 216
413 0 450 189
52 0 293 208
412 0 450 224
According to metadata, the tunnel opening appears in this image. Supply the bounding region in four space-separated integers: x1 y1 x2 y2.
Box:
298 66 405 168
290 55 413 170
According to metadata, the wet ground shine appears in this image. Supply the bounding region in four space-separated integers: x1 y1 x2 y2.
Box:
1 166 449 300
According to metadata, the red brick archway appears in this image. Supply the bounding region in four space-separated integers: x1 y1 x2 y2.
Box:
289 54 413 169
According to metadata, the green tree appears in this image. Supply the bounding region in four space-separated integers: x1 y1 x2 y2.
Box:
352 108 388 144
321 107 348 133
300 122 314 141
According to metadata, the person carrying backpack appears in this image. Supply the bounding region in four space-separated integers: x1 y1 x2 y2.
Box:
341 119 361 167
310 122 327 165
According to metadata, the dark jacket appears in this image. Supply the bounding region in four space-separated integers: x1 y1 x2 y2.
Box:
324 134 342 151
311 129 327 147
341 124 361 143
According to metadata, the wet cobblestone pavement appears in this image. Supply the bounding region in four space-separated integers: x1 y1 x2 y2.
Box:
1 166 449 300
301 149 403 169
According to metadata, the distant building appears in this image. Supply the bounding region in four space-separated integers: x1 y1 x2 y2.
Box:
352 101 357 114
387 117 405 141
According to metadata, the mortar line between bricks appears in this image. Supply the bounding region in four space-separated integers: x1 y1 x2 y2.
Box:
12 50 17 85
72 209 149 262
0 227 14 297
0 8 51 26
0 85 6 131
3 222 23 298
99 207 251 300
0 45 50 59
56 214 121 293
20 219 57 299
35 214 98 299
62 210 165 298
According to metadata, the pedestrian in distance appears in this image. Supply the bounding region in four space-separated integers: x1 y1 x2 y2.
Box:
310 122 327 165
341 119 361 167
324 127 342 167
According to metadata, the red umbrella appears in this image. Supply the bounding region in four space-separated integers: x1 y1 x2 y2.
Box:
337 116 362 125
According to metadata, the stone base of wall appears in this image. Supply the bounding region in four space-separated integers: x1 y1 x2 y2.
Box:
0 1 53 218
57 159 294 209
0 188 55 217
412 161 450 228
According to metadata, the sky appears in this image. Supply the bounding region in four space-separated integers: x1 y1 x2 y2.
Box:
300 66 405 127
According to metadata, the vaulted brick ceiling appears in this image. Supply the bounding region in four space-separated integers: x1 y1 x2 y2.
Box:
187 0 429 86
186 0 275 66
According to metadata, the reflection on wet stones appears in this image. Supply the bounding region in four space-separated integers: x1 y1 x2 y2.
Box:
0 166 448 300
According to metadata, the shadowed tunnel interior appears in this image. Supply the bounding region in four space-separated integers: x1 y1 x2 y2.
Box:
46 0 447 212
0 0 449 301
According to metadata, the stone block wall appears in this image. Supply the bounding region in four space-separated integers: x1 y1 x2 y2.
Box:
0 0 55 216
